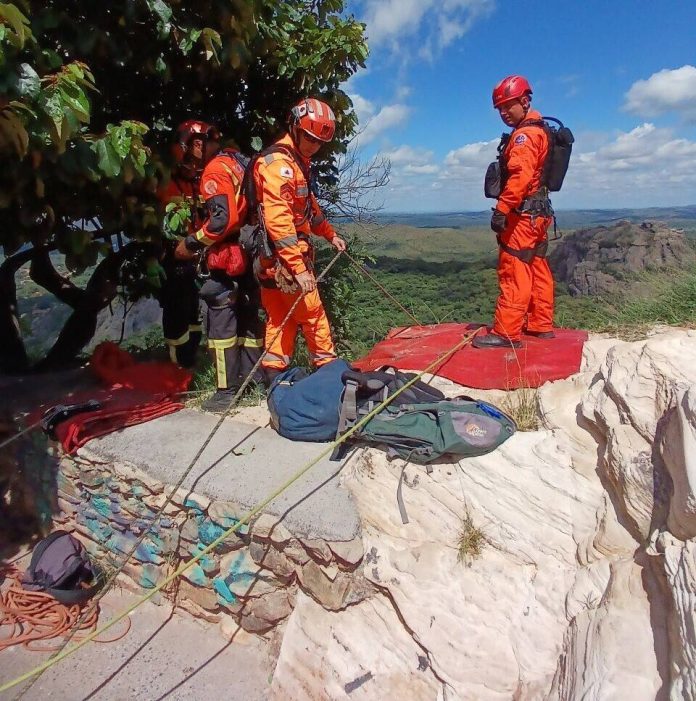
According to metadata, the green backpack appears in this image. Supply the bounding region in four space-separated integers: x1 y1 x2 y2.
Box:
334 367 517 465
332 368 517 523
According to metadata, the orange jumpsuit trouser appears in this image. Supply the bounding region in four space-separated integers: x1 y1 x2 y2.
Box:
493 212 554 341
260 287 337 370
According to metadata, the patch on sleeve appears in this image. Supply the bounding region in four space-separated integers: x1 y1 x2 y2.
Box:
203 179 218 195
279 166 293 179
514 134 527 145
280 183 294 201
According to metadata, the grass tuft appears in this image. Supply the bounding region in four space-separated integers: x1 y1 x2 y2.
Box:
501 385 540 432
457 511 486 565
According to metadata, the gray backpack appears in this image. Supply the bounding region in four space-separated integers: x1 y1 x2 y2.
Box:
22 531 100 604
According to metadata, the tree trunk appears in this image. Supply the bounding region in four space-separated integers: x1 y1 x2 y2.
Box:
0 249 34 373
34 245 134 370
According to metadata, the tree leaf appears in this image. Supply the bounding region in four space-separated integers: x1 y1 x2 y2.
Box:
92 137 121 178
0 2 31 48
145 0 173 37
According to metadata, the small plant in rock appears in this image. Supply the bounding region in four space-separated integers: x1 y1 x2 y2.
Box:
502 385 540 432
457 511 486 565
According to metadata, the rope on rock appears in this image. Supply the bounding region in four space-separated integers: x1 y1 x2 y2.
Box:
7 249 345 701
0 326 480 694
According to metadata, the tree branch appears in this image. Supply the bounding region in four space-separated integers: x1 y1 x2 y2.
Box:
29 248 86 309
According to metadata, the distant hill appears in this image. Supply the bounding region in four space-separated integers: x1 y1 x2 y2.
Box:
548 220 696 296
369 205 696 232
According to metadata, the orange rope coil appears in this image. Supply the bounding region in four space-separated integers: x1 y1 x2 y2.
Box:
0 565 129 652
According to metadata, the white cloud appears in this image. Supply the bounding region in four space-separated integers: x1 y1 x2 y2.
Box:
624 65 696 120
360 0 494 57
561 123 696 201
443 140 497 169
374 124 696 211
384 144 434 165
356 103 411 145
348 93 377 124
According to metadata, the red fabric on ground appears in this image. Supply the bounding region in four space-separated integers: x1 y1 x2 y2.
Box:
33 343 192 454
53 389 184 454
90 342 192 393
353 323 588 390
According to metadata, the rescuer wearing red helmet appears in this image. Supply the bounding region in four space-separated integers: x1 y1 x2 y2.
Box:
163 120 264 412
155 120 218 369
251 97 346 383
473 75 556 349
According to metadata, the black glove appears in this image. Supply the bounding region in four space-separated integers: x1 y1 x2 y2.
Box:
490 208 507 234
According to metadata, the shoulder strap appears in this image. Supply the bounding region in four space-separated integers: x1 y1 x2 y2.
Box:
45 576 102 605
259 143 311 183
242 144 302 215
245 143 314 223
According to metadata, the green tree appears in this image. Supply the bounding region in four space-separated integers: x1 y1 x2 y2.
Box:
0 0 368 371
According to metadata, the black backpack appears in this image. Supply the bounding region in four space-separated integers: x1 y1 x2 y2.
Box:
22 531 100 604
485 116 574 198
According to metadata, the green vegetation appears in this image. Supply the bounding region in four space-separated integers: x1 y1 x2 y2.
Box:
337 224 696 357
1 0 368 371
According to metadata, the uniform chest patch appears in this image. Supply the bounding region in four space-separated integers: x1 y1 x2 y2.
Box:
514 134 527 145
279 166 293 179
203 179 218 195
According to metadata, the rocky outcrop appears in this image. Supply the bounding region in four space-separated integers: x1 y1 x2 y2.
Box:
549 220 695 296
269 328 696 700
48 327 696 699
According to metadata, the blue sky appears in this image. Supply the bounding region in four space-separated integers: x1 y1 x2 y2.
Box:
343 1 696 212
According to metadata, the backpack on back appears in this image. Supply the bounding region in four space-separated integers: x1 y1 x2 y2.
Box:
22 530 100 605
334 367 517 465
485 115 574 199
238 144 316 279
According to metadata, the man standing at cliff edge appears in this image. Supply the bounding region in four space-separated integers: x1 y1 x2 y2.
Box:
474 75 556 349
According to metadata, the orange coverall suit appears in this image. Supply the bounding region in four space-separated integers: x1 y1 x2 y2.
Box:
493 109 554 341
193 151 264 390
253 134 338 372
157 177 203 367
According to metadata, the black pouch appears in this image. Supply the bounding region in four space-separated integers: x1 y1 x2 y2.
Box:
484 161 502 199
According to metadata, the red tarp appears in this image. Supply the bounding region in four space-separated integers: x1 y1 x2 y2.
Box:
35 342 192 454
353 323 588 390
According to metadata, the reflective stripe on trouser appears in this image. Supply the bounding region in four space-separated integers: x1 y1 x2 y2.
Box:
260 287 336 371
493 213 554 341
203 272 264 389
160 272 202 368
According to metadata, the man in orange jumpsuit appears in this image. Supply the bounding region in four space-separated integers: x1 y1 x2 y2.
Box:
473 75 555 349
172 121 264 411
252 97 346 384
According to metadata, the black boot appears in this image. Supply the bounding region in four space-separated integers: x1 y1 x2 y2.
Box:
201 388 239 414
263 367 285 388
523 329 556 339
472 333 522 349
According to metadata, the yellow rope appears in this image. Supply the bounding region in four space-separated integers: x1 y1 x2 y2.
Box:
0 328 479 693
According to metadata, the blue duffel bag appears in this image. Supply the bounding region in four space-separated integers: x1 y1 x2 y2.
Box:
267 359 352 442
